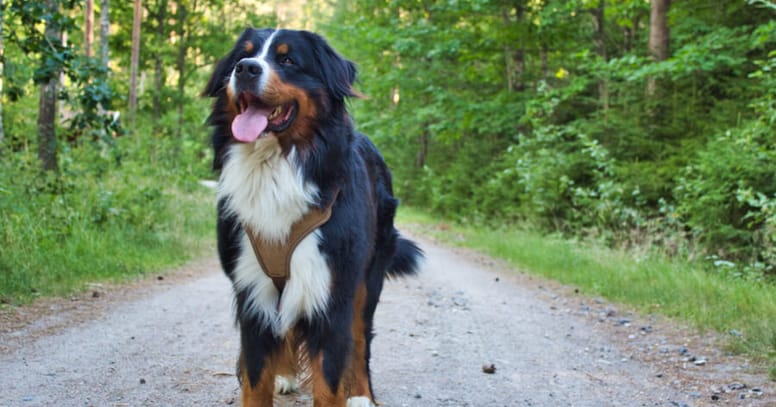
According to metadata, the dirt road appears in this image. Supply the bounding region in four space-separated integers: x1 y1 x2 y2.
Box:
0 236 772 406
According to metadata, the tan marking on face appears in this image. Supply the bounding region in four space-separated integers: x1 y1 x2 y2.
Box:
244 40 254 54
262 72 318 154
277 43 289 55
225 85 239 121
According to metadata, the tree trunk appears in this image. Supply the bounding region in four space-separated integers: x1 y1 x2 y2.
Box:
129 0 142 118
175 1 188 138
0 6 5 152
415 132 428 168
38 0 60 171
503 3 525 92
647 0 670 96
99 0 110 67
84 0 94 58
591 0 609 116
540 44 549 81
152 0 168 124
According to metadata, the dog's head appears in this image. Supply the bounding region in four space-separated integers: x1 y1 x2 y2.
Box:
205 28 358 152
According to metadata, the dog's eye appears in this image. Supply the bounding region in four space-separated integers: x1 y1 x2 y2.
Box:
278 55 294 65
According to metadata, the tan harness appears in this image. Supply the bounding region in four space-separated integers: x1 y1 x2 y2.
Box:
244 202 334 298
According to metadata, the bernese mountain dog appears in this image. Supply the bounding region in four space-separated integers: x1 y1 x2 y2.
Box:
203 28 422 406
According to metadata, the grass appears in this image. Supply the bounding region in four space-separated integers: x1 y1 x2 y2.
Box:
0 150 216 305
397 206 776 379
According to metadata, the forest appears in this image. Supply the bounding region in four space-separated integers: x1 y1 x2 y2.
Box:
0 0 774 299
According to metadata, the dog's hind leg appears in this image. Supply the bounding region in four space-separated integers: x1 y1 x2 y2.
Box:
343 283 376 406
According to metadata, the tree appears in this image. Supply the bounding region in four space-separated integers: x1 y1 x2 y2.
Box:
647 0 670 96
0 3 5 151
85 0 94 57
99 0 109 67
149 0 169 124
37 0 61 171
128 0 141 118
175 1 188 138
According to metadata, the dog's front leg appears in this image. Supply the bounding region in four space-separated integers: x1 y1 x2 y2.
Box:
306 305 354 406
239 320 281 406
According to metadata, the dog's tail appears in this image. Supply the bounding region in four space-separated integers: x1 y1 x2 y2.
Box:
387 234 424 278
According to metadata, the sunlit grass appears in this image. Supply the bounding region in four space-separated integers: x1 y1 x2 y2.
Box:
0 173 215 304
397 206 776 378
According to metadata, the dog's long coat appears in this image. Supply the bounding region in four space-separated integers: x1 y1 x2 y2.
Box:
204 28 422 406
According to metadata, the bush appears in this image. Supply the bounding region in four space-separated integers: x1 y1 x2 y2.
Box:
0 124 214 304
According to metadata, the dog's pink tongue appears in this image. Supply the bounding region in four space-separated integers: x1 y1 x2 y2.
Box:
232 105 271 143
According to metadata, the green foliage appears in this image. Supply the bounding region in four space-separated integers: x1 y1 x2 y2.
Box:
0 138 214 304
324 0 776 277
0 0 278 303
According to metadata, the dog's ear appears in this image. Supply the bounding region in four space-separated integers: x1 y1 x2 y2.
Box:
303 31 360 101
203 54 234 97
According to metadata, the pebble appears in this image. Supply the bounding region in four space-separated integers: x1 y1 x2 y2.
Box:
728 382 746 391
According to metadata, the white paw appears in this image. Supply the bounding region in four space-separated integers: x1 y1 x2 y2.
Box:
274 375 299 394
346 396 375 407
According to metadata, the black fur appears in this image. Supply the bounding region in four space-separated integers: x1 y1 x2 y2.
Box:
205 28 422 402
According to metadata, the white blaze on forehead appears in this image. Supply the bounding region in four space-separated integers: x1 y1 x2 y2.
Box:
227 30 279 96
255 30 279 89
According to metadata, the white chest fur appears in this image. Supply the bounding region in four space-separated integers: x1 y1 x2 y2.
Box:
218 141 331 337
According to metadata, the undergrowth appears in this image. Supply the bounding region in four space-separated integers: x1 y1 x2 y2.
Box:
0 136 215 305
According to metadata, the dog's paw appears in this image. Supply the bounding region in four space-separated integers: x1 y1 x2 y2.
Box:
346 396 375 407
274 375 299 394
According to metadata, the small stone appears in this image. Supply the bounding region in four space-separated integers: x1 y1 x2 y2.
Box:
139 378 146 384
92 291 101 298
727 382 746 391
693 358 707 366
482 364 496 374
157 275 165 281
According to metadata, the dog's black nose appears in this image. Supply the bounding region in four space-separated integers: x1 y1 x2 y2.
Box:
234 59 262 79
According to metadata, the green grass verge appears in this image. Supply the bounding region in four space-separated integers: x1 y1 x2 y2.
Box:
397 207 776 379
0 156 216 305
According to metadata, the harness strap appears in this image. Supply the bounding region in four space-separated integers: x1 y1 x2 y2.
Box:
244 199 335 300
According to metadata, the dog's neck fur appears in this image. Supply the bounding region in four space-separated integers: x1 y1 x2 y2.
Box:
217 138 319 243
